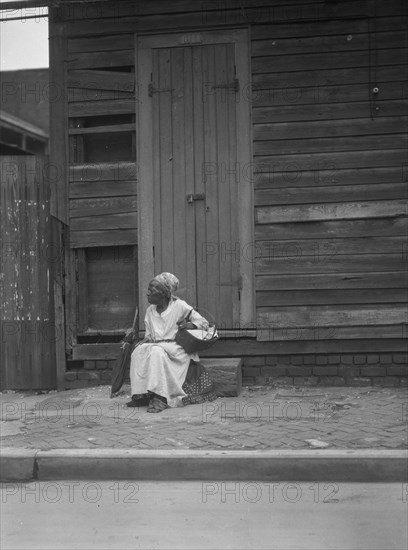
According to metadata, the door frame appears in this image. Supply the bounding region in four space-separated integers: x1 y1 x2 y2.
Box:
135 27 254 330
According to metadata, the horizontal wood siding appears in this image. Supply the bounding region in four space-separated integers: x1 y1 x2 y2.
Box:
250 2 408 350
66 32 137 248
49 0 408 357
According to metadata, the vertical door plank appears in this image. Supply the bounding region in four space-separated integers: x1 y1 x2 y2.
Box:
171 47 188 291
152 48 162 279
193 46 207 311
215 43 234 328
202 45 221 321
182 47 198 304
136 44 155 325
226 43 240 326
235 35 255 327
158 48 174 272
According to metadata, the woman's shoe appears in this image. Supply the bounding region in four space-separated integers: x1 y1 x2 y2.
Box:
126 394 150 407
147 396 168 413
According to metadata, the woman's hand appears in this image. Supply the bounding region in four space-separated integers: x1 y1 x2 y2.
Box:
124 328 135 343
177 321 197 330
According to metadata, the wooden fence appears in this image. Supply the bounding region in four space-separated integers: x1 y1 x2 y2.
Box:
0 156 64 390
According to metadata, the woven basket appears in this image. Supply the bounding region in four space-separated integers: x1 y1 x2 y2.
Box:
176 325 219 354
175 309 219 354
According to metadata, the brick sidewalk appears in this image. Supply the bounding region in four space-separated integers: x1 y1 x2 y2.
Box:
1 385 407 451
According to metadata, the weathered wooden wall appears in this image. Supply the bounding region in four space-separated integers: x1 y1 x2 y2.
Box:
49 0 407 362
251 1 408 353
0 156 60 389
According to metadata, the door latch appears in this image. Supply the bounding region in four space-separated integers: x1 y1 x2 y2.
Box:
186 193 206 203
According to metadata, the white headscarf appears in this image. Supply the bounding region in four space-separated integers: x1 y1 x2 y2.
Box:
152 272 179 299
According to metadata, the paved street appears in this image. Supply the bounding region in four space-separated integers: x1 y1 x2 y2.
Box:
1 385 407 452
1 481 407 549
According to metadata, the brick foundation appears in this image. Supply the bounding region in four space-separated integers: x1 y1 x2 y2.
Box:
64 353 407 390
242 353 407 388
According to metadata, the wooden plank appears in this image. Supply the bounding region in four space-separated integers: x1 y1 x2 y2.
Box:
257 305 407 328
68 35 135 53
49 23 68 223
69 162 137 181
136 41 155 327
255 236 407 257
256 254 406 275
183 45 199 306
252 30 408 57
202 44 221 324
71 336 408 361
69 123 135 135
256 288 408 306
254 150 407 171
67 50 135 70
62 0 407 29
235 32 255 327
252 15 408 40
254 183 407 206
214 43 232 324
255 218 408 240
156 47 173 272
69 181 137 199
70 212 137 231
72 343 121 361
67 70 135 92
169 45 198 308
63 247 77 353
254 134 408 156
53 258 66 390
256 325 406 342
253 96 406 117
68 88 134 102
251 48 408 74
199 337 408 356
254 166 407 190
168 46 186 286
77 249 88 333
70 196 137 217
256 200 407 224
69 229 137 248
251 65 407 94
63 0 325 21
69 99 135 117
254 117 408 141
192 44 207 313
255 272 408 291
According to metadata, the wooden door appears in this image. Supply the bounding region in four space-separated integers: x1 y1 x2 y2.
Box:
137 30 253 330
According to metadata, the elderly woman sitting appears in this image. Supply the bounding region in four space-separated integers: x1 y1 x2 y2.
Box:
128 272 217 413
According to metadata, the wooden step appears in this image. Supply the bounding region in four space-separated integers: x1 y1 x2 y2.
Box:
200 358 243 397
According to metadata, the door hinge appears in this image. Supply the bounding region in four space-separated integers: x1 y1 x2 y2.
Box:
187 193 206 203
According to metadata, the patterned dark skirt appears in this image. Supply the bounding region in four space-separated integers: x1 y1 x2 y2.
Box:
181 360 218 406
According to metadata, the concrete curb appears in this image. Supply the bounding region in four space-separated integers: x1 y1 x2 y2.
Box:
1 448 407 482
0 448 37 482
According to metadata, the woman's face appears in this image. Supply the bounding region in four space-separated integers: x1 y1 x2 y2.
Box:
146 280 166 305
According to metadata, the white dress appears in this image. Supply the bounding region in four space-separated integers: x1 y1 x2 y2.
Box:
129 299 209 407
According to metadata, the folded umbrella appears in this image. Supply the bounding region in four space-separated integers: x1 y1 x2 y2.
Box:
110 307 139 397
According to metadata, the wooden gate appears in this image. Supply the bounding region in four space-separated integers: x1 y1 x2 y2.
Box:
0 156 63 390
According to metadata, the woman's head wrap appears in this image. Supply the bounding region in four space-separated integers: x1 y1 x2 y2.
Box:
152 272 179 299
